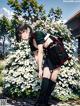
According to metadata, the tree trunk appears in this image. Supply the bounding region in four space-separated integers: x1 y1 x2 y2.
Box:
2 35 5 57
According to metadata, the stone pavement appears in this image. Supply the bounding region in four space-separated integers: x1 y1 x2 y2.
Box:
0 95 80 106
0 87 80 106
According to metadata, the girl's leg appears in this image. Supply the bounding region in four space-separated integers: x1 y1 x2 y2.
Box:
43 67 51 79
45 67 61 105
34 67 51 106
51 67 60 81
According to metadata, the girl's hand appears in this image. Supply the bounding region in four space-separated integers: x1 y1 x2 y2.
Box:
38 69 43 79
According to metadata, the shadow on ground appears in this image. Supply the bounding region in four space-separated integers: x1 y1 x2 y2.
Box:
0 92 80 106
0 94 60 106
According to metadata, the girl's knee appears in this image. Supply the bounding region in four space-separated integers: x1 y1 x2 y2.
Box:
43 67 51 79
50 73 57 81
50 77 57 82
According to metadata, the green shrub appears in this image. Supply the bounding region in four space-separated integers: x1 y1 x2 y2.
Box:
52 65 80 101
0 64 4 71
2 41 41 97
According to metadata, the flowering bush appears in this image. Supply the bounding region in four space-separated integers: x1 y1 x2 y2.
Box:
2 20 80 100
53 61 80 101
2 40 41 97
33 20 72 41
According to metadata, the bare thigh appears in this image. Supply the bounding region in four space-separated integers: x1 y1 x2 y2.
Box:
43 67 51 79
50 67 61 81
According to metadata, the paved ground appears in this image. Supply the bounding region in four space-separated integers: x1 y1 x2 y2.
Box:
0 94 80 106
0 87 80 106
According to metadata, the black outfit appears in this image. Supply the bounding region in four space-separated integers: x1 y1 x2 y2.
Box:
30 31 70 106
30 31 69 71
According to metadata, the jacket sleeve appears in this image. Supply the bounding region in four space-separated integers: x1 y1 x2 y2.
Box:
34 31 46 45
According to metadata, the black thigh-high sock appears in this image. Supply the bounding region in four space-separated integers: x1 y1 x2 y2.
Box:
45 79 56 105
35 77 50 105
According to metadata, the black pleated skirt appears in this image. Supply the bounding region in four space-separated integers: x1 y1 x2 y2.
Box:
43 43 70 71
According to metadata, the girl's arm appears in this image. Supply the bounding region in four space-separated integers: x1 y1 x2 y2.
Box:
34 50 38 64
37 44 43 78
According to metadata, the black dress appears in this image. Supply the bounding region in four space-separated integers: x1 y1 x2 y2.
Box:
30 31 69 71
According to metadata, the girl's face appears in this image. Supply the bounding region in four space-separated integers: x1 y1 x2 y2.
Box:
20 28 30 40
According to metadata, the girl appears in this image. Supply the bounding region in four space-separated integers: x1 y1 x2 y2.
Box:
16 23 70 106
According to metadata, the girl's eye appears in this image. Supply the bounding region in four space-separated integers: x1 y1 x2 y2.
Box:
21 31 25 33
19 31 24 35
19 31 22 34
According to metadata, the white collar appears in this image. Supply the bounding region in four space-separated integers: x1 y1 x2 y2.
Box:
44 33 50 41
